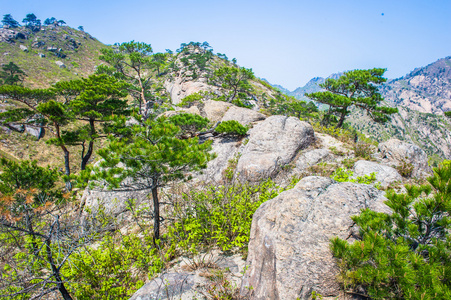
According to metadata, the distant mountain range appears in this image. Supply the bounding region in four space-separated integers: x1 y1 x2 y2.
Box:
275 56 451 115
272 57 451 160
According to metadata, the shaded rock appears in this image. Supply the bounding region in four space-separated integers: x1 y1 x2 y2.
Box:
197 136 241 183
236 116 314 181
47 46 58 52
240 176 389 299
81 186 151 217
129 250 246 300
129 272 195 300
0 28 15 43
221 106 266 125
19 45 28 52
295 148 331 171
38 53 45 58
378 138 431 178
353 160 402 188
25 126 45 140
164 78 211 105
55 61 66 68
7 124 25 133
81 166 152 217
32 40 45 48
202 100 233 123
15 32 27 40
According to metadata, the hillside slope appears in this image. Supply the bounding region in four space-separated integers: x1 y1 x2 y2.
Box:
0 25 107 88
380 56 451 114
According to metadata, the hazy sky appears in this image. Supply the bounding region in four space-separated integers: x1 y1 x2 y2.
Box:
2 0 450 90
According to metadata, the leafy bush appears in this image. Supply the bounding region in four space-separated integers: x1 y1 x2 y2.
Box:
65 232 167 300
354 142 374 159
167 112 209 134
330 162 451 299
396 157 415 177
167 180 282 253
331 167 378 185
214 120 248 136
178 92 204 107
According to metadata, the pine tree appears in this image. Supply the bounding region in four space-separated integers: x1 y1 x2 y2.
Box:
88 116 214 241
330 161 451 298
305 68 397 128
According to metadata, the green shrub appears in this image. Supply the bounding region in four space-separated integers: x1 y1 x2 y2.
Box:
353 142 374 159
331 167 377 185
65 232 166 300
178 92 204 107
214 120 248 136
167 180 283 253
396 157 415 177
330 162 451 299
167 113 209 134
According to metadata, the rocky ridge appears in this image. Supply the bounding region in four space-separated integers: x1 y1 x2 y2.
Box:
108 99 432 300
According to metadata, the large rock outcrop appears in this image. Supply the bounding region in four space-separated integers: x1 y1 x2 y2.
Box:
221 106 266 125
201 100 233 123
240 176 388 299
164 78 211 105
378 138 432 178
236 116 314 181
197 136 241 183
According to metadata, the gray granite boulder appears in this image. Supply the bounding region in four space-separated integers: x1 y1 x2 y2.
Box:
236 116 314 181
353 160 402 188
221 106 266 126
197 136 241 183
378 139 431 178
129 272 195 300
295 148 331 172
202 100 233 123
240 176 389 299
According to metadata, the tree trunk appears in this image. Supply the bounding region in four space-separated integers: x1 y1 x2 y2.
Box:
80 119 95 170
45 239 73 300
55 123 71 191
62 147 72 191
336 108 348 129
151 185 160 242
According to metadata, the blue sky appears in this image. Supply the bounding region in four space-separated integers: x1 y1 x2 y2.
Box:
2 0 450 90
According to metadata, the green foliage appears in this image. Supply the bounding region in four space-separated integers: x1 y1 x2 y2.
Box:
22 13 41 31
306 68 398 128
44 17 56 26
166 113 209 134
330 162 451 299
167 179 282 253
396 157 415 178
312 122 355 143
354 142 374 159
89 116 214 240
177 42 213 75
209 64 255 103
265 92 319 119
214 120 248 136
0 62 26 85
178 92 205 107
331 167 377 185
0 158 59 195
2 14 20 28
65 232 166 300
98 41 160 114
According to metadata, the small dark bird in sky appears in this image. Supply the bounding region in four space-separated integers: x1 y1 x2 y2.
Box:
381 13 385 16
